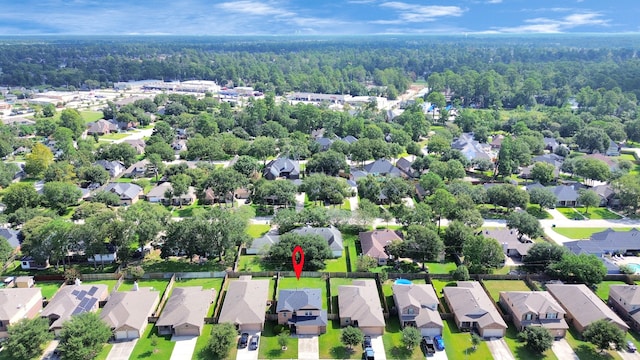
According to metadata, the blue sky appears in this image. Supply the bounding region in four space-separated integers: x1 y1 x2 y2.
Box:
1 0 638 35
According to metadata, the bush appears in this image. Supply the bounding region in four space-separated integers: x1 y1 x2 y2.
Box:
619 264 635 275
64 267 81 285
452 264 470 281
518 326 553 353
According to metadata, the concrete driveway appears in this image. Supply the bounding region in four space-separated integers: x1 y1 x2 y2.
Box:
486 338 515 360
106 339 138 360
236 332 260 360
298 335 319 360
40 340 59 360
432 348 449 359
619 350 640 360
370 335 386 360
170 335 197 360
552 339 579 360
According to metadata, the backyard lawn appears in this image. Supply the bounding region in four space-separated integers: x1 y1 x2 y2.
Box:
99 132 130 140
425 261 457 274
319 320 361 359
594 280 626 302
246 223 271 238
140 253 227 272
237 255 267 271
129 324 175 360
119 279 169 294
553 227 633 239
35 281 63 300
258 321 298 359
277 277 328 309
443 319 492 360
482 280 532 302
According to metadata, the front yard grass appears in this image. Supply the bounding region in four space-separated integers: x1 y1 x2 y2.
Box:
443 319 492 360
526 205 552 219
278 277 328 309
129 324 175 360
557 207 587 220
258 321 298 359
565 326 620 360
94 343 113 360
382 316 428 360
553 227 633 239
594 280 626 302
575 207 623 220
503 325 557 360
35 281 63 300
482 280 532 302
319 320 361 359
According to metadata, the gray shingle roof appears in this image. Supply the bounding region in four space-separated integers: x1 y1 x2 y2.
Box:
291 226 343 253
156 287 213 330
104 182 143 200
100 288 159 332
263 158 300 179
246 231 280 254
41 284 109 330
0 228 21 248
393 283 443 329
218 277 269 326
338 280 385 328
277 288 323 312
363 159 402 177
443 281 507 329
564 228 640 254
0 288 42 321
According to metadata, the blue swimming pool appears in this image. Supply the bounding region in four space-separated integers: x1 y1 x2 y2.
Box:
627 263 640 274
395 279 412 285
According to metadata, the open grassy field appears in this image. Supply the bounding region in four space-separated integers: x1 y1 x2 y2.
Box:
594 280 627 302
482 280 532 302
258 321 298 359
553 227 633 239
129 324 176 360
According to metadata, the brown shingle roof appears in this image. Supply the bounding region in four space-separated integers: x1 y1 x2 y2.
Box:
338 280 385 328
359 230 403 260
100 288 159 333
156 287 213 330
218 277 269 327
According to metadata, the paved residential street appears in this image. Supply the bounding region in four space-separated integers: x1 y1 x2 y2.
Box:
297 335 319 360
486 338 515 360
552 339 579 360
170 335 198 360
106 339 138 360
370 335 387 360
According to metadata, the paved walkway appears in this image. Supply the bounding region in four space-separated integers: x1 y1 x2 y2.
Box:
552 339 579 360
298 335 319 360
170 335 198 360
370 335 386 360
40 340 59 360
106 339 138 360
486 338 515 360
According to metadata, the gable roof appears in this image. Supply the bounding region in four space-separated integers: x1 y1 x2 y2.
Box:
263 158 300 179
609 285 640 324
156 287 213 329
41 284 109 330
0 288 42 321
246 231 280 254
359 230 402 260
104 182 143 200
218 277 269 326
565 228 640 254
291 226 343 253
100 288 159 332
584 153 618 169
343 136 358 144
364 159 402 177
451 133 493 161
500 291 566 318
277 288 323 312
443 281 507 329
393 283 443 329
546 283 628 331
0 227 21 249
551 184 581 202
482 228 533 256
338 280 385 328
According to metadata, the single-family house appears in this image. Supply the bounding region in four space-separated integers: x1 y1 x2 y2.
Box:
499 291 568 338
102 182 143 205
546 283 628 333
482 228 533 260
101 288 160 340
584 153 619 171
122 139 146 154
156 287 214 336
123 159 151 179
593 184 618 207
396 157 418 178
245 231 280 255
0 288 43 338
443 281 507 338
363 159 403 177
564 228 640 256
343 136 358 144
543 138 561 152
15 276 34 288
87 243 117 264
87 119 118 135
0 227 21 250
19 256 49 270
451 133 494 162
608 284 640 332
606 140 621 156
551 184 581 207
41 284 109 335
171 140 187 153
263 158 300 180
146 182 196 206
359 230 402 265
291 226 343 257
315 137 334 151
338 280 385 335
393 283 443 337
94 160 126 178
490 135 505 149
218 276 269 332
277 288 327 335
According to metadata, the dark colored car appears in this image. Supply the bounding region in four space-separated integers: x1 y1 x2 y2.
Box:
238 332 249 348
434 335 445 351
628 340 637 353
363 335 372 348
421 336 435 356
249 335 260 350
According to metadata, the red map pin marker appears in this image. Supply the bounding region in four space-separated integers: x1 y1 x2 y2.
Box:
292 245 304 280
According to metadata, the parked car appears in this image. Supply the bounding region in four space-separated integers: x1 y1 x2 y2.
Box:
363 335 372 348
628 340 637 353
421 336 436 356
249 335 260 350
238 332 249 348
364 346 375 360
434 335 445 351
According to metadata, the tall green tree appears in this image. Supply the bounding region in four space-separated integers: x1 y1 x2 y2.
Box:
41 181 82 215
25 143 54 178
506 212 543 240
582 319 625 352
529 187 557 210
268 233 332 271
523 242 567 273
401 225 444 264
2 182 40 213
59 108 85 139
58 312 111 360
549 253 607 286
578 189 601 215
402 326 422 351
203 323 237 359
341 326 364 350
0 162 20 188
4 317 53 360
463 235 505 273
518 327 553 354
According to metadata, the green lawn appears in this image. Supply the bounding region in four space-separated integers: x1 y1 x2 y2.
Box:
575 207 623 220
140 255 227 273
170 203 206 218
246 224 271 238
482 280 532 302
343 233 358 272
526 205 553 219
100 132 130 140
4 262 119 276
94 343 113 360
443 319 493 360
557 207 587 220
425 261 458 274
119 279 169 295
129 324 175 360
319 320 361 359
382 316 428 360
80 279 119 293
35 281 63 300
565 326 620 360
278 277 328 309
553 227 634 239
238 255 267 272
192 324 213 360
258 321 298 359
81 110 104 123
594 280 626 302
324 252 349 272
341 199 351 211
503 325 557 360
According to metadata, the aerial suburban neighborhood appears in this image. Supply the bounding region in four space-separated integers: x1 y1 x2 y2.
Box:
0 35 640 360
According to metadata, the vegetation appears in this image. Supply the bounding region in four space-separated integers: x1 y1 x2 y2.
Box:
3 317 53 360
203 323 237 359
518 326 554 353
582 319 625 352
58 312 112 360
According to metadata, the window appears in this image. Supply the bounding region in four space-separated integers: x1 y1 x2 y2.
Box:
546 313 558 319
305 311 312 316
407 308 415 314
524 313 533 320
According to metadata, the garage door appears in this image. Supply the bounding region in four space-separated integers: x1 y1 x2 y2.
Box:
115 331 128 340
482 328 505 338
361 327 384 336
421 327 441 337
127 330 139 339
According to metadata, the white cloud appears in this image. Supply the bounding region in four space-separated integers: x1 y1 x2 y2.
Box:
486 0 502 4
215 1 295 18
494 12 609 33
376 2 465 24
